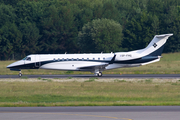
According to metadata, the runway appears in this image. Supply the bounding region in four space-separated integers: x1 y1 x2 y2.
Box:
0 106 180 120
1 74 180 79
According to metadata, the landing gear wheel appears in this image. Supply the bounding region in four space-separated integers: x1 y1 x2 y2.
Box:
19 71 22 77
19 73 22 77
97 72 102 77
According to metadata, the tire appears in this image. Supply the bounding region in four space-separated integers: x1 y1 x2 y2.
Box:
19 73 22 77
98 72 102 77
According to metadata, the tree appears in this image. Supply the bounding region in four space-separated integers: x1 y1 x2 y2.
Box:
15 0 44 24
161 5 180 52
0 23 22 60
19 21 41 57
78 18 123 53
39 1 79 54
101 0 121 22
76 8 93 31
0 4 16 28
0 4 22 60
123 12 154 51
1 0 20 6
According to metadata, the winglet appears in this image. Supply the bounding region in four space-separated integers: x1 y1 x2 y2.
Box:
109 54 116 64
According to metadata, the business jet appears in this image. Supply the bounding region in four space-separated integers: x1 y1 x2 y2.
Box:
7 34 173 77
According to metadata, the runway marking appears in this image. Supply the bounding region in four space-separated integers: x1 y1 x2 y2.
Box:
0 112 132 120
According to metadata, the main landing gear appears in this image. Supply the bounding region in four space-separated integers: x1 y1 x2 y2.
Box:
95 72 103 77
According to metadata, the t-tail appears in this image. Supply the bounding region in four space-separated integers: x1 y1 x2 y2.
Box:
115 34 173 66
135 34 173 65
137 34 173 57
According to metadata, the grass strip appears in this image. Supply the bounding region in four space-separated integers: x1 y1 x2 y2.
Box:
0 79 180 106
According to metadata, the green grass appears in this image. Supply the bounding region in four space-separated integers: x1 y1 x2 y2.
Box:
2 52 180 75
85 77 98 82
145 79 153 83
20 76 28 79
0 80 180 106
42 78 52 82
114 79 126 82
68 76 73 79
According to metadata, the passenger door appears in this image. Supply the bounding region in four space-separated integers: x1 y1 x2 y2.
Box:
35 55 41 67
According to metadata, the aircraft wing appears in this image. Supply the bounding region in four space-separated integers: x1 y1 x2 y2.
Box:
77 63 109 71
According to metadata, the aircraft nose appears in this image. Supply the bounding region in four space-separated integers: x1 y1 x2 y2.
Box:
7 64 12 68
7 63 16 69
6 60 24 70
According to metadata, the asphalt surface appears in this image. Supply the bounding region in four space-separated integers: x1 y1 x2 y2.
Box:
1 74 180 79
0 106 180 120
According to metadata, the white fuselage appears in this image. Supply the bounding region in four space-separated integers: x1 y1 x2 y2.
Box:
7 52 159 73
39 53 114 71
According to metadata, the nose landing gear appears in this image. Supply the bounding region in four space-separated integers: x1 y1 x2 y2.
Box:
19 71 22 77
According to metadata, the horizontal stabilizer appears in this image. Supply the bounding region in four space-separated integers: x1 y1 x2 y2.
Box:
156 34 173 38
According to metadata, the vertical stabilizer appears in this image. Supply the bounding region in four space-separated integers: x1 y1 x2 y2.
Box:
138 34 173 56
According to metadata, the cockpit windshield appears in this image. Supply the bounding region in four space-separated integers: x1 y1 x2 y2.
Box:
22 56 31 61
22 57 27 60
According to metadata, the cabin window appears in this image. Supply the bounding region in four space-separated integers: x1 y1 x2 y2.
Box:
77 58 79 61
82 58 84 60
87 58 89 60
58 58 60 61
72 58 73 61
26 57 31 61
62 58 64 61
103 58 105 60
53 58 56 61
98 58 100 60
93 58 95 60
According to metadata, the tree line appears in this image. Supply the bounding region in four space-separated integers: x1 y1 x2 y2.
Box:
0 0 179 60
